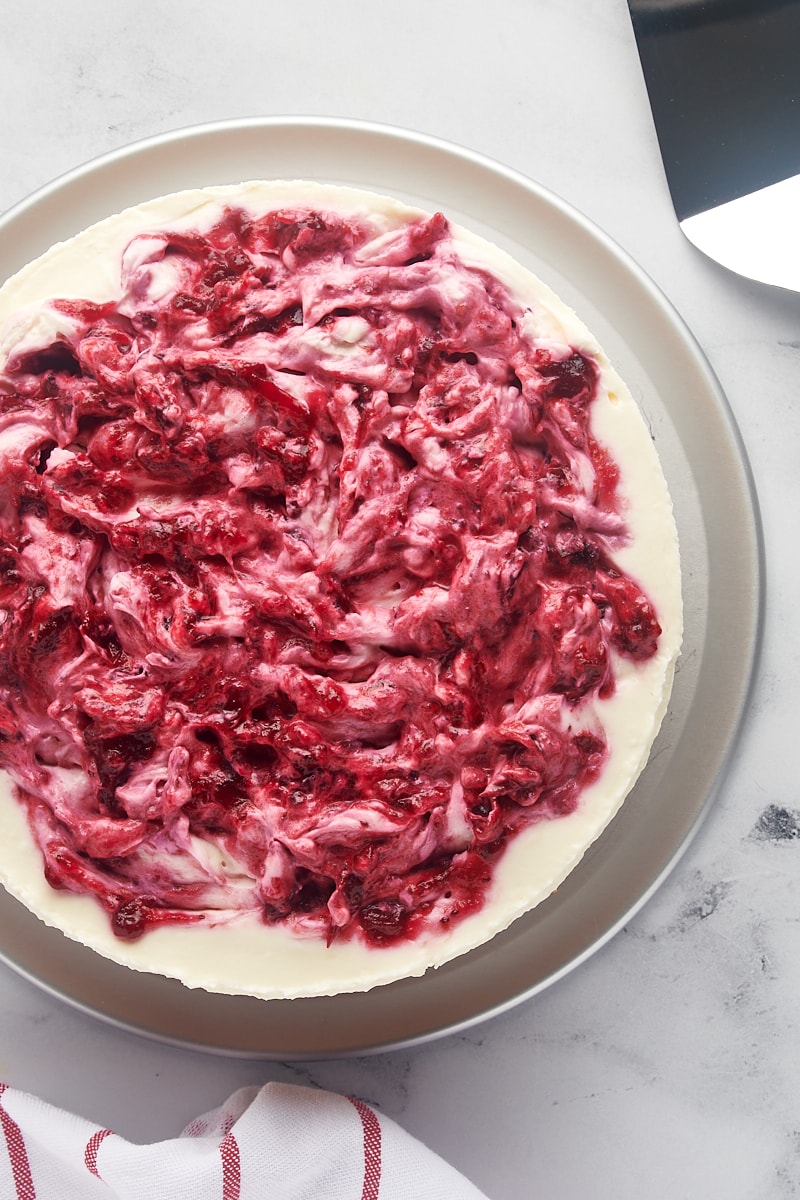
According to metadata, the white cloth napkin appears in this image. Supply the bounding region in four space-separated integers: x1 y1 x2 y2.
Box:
0 1080 490 1199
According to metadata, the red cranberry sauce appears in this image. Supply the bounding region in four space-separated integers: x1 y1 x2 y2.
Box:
0 203 661 946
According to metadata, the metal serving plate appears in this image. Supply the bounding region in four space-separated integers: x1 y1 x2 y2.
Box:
0 118 763 1059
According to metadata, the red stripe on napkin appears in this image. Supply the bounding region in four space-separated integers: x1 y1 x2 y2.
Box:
84 1128 113 1178
347 1097 382 1200
220 1130 241 1200
0 1083 36 1200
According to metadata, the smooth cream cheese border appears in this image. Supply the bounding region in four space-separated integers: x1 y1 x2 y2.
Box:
0 182 682 998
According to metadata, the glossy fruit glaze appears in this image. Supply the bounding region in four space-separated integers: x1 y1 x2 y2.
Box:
0 203 661 946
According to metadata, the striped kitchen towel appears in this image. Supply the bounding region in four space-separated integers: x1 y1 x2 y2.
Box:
0 1080 490 1199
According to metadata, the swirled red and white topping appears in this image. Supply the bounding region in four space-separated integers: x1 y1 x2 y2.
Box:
0 184 679 989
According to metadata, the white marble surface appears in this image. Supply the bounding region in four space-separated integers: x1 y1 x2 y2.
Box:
0 2 798 1196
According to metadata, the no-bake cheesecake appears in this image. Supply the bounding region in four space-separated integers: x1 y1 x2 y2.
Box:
0 183 682 997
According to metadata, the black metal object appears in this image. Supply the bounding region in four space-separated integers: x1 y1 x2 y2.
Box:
628 0 800 220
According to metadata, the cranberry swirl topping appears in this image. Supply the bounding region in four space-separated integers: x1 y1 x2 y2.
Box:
0 203 660 945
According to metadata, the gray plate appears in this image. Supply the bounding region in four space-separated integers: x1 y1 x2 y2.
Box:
0 118 763 1059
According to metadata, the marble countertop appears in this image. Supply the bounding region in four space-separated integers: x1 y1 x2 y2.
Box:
1 2 798 1196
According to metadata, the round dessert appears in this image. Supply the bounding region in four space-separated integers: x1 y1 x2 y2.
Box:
0 182 681 998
